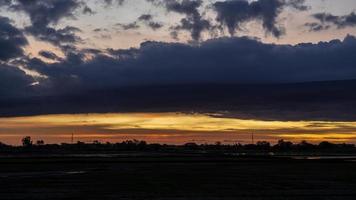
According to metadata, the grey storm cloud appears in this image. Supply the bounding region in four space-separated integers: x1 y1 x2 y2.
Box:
308 12 356 32
213 0 307 37
0 16 28 61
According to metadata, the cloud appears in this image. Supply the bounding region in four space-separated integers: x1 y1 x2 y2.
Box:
116 22 140 30
0 16 28 61
25 26 82 49
81 0 126 15
304 22 330 32
0 0 11 6
32 35 356 89
117 14 164 31
286 0 308 11
308 12 356 32
213 0 307 37
1 0 355 121
148 21 164 30
0 0 355 121
0 33 355 121
147 0 211 40
11 0 81 27
138 14 164 30
82 6 95 15
2 78 356 121
0 63 34 98
138 14 154 21
0 35 352 120
103 0 125 6
39 50 61 61
9 0 83 50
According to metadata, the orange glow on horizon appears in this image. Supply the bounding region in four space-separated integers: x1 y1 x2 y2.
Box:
0 113 356 145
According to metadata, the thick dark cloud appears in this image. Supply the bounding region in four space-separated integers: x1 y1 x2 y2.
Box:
213 0 307 37
1 79 356 121
1 0 355 122
0 35 352 120
147 0 211 40
0 0 355 121
0 7 34 99
0 16 28 61
0 63 34 99
33 35 356 90
308 12 356 32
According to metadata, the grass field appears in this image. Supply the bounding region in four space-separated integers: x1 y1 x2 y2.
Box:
0 155 356 200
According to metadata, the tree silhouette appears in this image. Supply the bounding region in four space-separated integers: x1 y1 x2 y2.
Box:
0 137 352 154
36 140 45 146
276 139 293 151
22 136 33 147
256 141 271 150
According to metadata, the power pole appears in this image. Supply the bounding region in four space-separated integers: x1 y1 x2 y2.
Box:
251 130 254 144
71 132 74 144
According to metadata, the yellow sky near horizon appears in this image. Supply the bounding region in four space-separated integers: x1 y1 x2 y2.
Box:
0 113 356 145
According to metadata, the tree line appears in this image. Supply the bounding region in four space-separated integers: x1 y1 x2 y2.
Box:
0 136 355 155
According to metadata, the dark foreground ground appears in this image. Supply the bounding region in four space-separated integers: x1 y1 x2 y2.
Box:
0 155 356 200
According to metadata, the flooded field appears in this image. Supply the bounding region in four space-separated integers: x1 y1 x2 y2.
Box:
0 156 356 200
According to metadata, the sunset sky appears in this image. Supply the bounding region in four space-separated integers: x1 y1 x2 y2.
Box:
1 0 356 145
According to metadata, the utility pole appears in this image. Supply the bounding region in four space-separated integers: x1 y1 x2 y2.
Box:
251 130 254 144
71 132 74 144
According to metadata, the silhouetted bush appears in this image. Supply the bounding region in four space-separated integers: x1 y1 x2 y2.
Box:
36 140 45 146
22 136 33 147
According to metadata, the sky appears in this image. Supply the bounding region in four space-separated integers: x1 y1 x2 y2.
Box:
1 0 356 145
